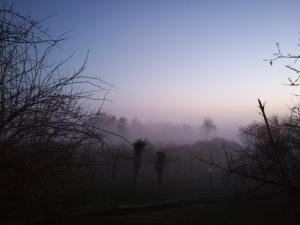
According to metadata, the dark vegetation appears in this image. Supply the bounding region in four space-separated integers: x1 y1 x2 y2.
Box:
2 4 300 225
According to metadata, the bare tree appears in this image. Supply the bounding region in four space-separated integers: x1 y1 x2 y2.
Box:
201 117 217 137
133 139 147 196
192 39 300 223
0 5 112 223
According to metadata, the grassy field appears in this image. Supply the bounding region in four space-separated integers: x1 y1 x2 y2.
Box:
44 199 297 225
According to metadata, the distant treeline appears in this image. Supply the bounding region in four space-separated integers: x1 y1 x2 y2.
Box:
89 113 221 145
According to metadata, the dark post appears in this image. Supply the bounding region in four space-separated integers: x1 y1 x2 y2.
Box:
208 153 213 199
133 139 147 201
208 168 212 199
155 151 166 192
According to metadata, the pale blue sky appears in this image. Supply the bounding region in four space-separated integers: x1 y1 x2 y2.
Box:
11 0 300 136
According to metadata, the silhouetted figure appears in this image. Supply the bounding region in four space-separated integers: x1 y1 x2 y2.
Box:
155 151 166 191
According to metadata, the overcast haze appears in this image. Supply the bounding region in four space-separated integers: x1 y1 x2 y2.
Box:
11 0 300 139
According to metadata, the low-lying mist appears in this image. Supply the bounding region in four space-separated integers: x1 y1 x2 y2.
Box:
89 113 240 145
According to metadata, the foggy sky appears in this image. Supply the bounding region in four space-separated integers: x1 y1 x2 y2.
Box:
11 0 300 139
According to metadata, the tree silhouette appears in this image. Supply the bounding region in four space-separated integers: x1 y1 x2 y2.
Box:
133 139 147 198
0 5 110 223
194 40 300 224
201 117 217 135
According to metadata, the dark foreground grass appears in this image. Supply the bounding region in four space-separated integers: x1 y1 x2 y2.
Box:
46 199 297 225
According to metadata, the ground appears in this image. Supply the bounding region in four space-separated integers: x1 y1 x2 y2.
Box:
44 199 296 225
